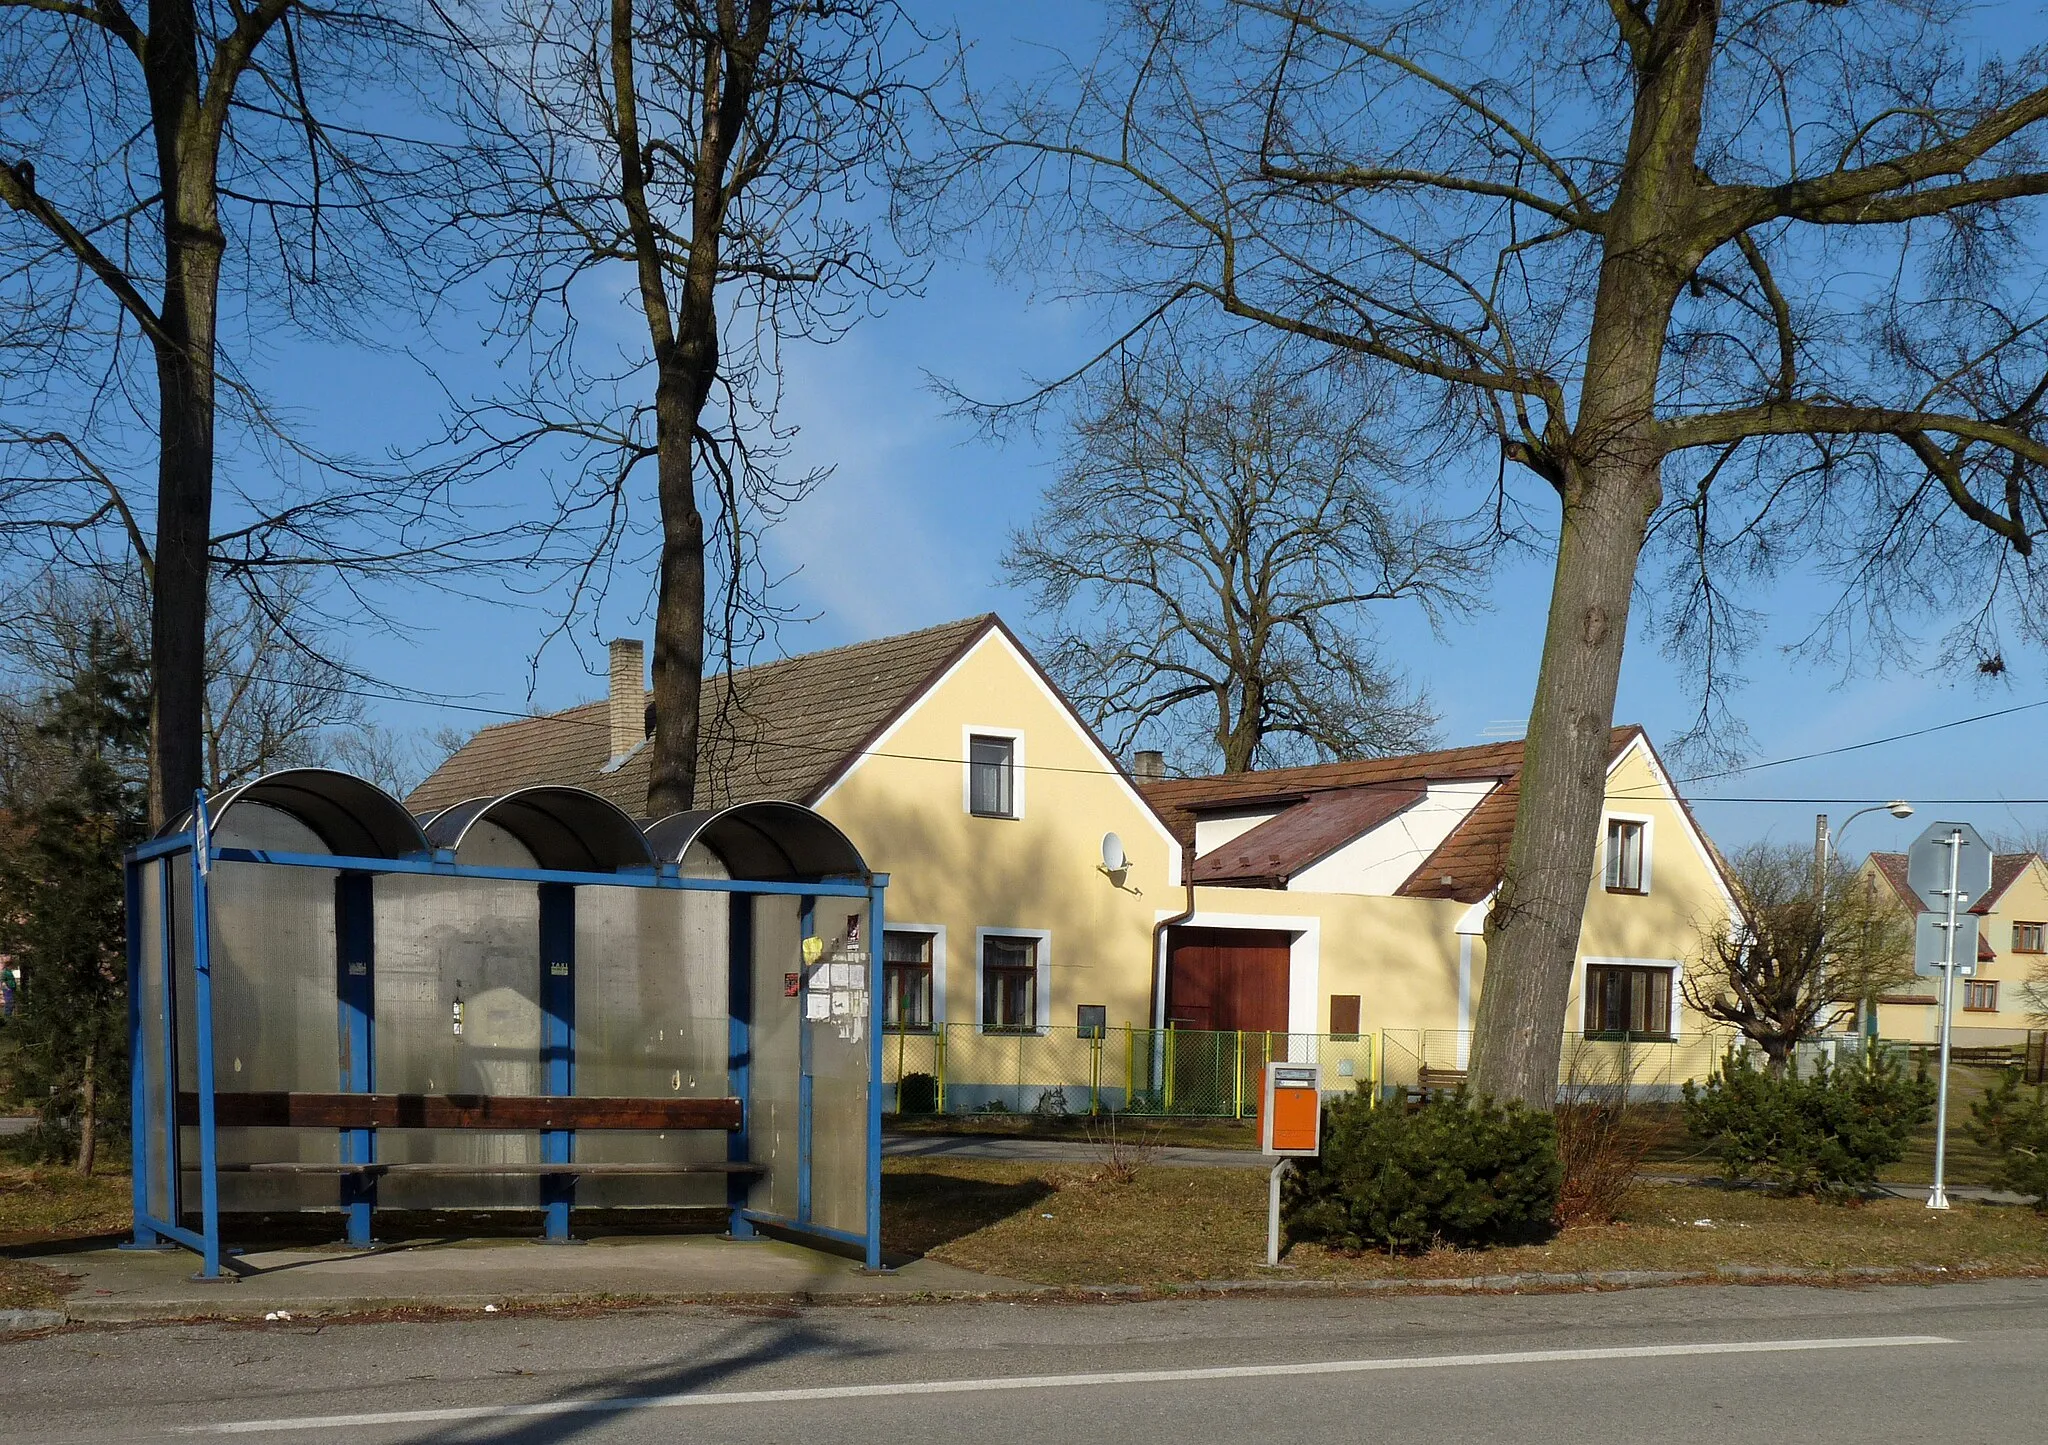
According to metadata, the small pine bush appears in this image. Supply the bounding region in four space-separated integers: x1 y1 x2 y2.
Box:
1681 1047 1933 1194
1283 1088 1561 1253
1968 1070 2048 1209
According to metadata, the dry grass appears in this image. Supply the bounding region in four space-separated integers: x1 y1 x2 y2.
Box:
883 1159 2048 1288
0 1165 131 1248
0 1164 129 1315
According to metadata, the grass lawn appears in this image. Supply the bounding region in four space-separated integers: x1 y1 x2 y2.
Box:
0 1165 130 1312
883 1158 2048 1288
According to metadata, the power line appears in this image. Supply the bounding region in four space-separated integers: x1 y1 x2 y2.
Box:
1670 696 2048 787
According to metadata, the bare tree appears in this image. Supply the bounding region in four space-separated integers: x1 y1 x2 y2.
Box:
934 0 2048 1103
0 0 499 826
1684 844 1913 1074
434 0 938 814
1006 353 1473 771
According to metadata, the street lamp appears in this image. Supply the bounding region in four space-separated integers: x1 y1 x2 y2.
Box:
1814 800 1915 1037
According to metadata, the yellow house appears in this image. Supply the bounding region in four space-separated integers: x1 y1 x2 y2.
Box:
1864 851 2048 1045
412 616 1740 1108
1140 727 1741 1092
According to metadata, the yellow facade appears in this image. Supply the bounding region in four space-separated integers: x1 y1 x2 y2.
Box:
811 627 1179 1039
811 630 1737 1089
1872 854 2048 1044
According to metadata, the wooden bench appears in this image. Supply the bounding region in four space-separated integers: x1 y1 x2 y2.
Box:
1416 1066 1469 1097
175 1092 764 1185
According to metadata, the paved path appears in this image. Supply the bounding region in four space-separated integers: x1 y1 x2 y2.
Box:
24 1231 1038 1324
6 1277 2044 1442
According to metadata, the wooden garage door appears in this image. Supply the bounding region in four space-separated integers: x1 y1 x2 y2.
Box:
1166 927 1292 1034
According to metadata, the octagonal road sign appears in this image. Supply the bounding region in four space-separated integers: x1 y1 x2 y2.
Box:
1906 820 1993 914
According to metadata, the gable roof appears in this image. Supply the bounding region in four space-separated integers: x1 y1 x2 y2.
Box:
1143 727 1647 904
408 616 999 817
1868 851 2039 919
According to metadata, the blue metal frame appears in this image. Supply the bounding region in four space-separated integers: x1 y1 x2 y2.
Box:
124 802 886 1279
335 872 378 1247
725 892 755 1239
121 853 154 1249
865 879 888 1270
796 896 816 1225
537 882 576 1242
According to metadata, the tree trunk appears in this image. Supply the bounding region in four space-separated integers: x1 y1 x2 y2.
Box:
1468 0 1722 1107
143 0 224 830
74 1042 97 1176
1470 461 1659 1105
646 362 708 816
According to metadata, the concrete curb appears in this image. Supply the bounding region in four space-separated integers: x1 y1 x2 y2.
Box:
45 1262 2029 1326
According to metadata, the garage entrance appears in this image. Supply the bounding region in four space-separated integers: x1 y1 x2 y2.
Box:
1164 927 1292 1113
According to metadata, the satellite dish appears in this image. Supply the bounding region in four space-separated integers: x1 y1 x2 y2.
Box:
1101 832 1128 872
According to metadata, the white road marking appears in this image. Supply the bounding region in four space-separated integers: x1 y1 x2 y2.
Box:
179 1334 1958 1435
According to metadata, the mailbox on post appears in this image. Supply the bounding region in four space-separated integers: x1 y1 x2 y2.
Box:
1259 1062 1321 1268
1259 1062 1321 1156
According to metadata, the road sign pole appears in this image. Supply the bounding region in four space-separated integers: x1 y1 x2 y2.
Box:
1930 829 1961 1212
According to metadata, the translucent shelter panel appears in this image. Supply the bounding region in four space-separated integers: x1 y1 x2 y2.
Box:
748 895 804 1222
208 802 347 1210
574 887 731 1209
173 858 200 1209
137 859 173 1224
373 873 543 1209
807 899 872 1239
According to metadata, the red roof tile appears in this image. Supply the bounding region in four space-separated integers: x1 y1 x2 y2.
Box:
1866 851 2038 916
1191 783 1425 887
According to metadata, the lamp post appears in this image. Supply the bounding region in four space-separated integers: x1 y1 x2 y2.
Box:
1814 800 1915 1036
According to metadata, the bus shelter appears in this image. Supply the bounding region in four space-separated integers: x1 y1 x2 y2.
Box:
124 770 887 1278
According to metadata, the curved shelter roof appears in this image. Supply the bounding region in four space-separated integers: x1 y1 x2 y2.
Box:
645 801 869 882
183 768 432 859
421 786 656 872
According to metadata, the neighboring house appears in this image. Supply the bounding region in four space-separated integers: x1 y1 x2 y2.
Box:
410 616 1183 1049
412 617 1739 1103
1139 727 1741 1076
1863 850 2048 1044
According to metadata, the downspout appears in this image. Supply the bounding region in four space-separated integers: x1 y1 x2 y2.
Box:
1148 839 1197 1031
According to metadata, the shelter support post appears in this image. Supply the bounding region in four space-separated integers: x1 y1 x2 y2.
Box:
538 883 577 1242
335 872 377 1248
188 803 227 1280
122 856 156 1250
797 897 816 1225
726 892 756 1240
865 877 887 1271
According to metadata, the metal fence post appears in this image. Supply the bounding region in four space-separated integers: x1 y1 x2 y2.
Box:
1232 1030 1244 1119
936 1024 947 1114
1124 1023 1135 1110
1164 1028 1176 1114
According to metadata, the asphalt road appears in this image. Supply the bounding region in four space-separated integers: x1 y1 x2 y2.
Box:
7 1280 2047 1444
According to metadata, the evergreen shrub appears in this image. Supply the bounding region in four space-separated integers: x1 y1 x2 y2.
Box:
1681 1047 1933 1194
1968 1070 2048 1209
1282 1088 1561 1253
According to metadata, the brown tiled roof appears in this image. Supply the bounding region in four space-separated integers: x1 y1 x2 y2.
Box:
1192 783 1425 887
1867 851 2038 917
1143 727 1647 905
408 616 997 818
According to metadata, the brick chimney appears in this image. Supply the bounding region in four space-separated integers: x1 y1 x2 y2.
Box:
1133 749 1165 783
607 639 646 759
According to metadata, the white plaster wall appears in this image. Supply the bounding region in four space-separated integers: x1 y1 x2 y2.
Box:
1194 808 1286 857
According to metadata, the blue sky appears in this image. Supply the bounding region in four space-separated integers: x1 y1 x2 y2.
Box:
266 1 2048 860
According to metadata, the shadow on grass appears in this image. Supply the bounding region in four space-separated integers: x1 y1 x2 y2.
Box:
882 1168 1055 1258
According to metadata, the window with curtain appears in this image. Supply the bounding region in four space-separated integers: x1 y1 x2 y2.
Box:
2014 922 2045 954
968 734 1016 817
981 934 1038 1033
1965 979 1999 1012
883 931 933 1031
1583 964 1674 1039
1604 819 1646 892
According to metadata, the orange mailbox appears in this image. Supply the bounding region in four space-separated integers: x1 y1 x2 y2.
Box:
1258 1062 1321 1156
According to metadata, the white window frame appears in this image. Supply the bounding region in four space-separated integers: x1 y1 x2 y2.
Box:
975 926 1051 1035
881 924 947 1030
963 725 1025 819
1602 812 1655 894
